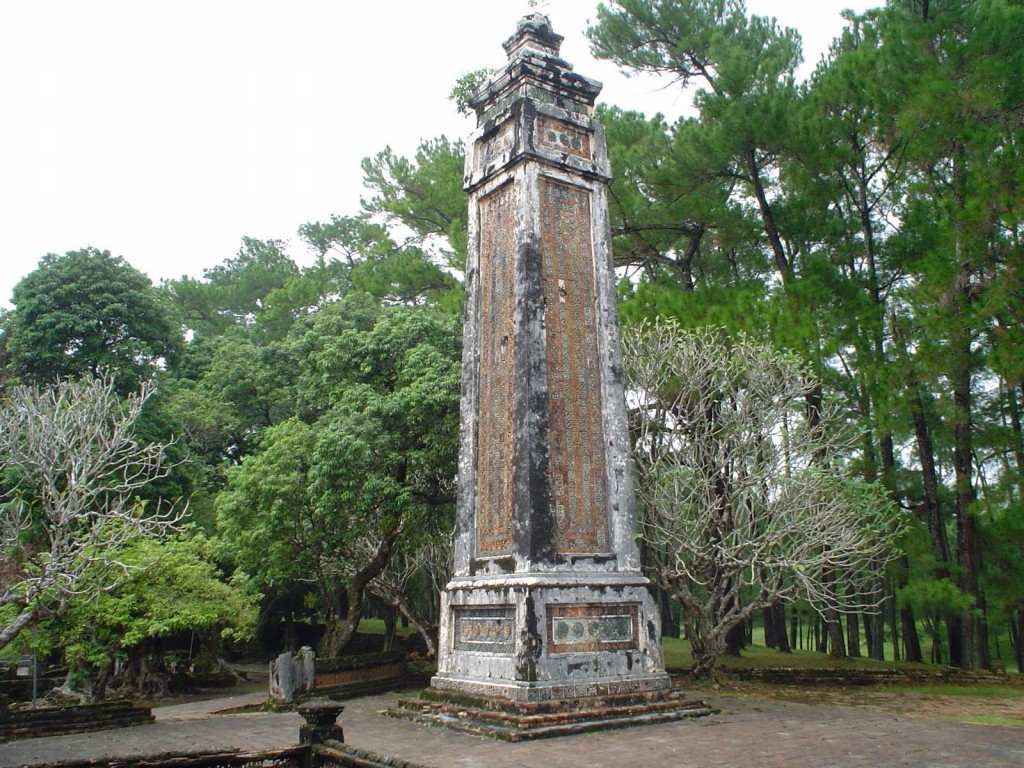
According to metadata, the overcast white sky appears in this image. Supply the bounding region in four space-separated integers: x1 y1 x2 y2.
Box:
0 0 876 310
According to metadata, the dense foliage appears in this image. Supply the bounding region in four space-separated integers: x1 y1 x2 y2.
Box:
590 0 1024 670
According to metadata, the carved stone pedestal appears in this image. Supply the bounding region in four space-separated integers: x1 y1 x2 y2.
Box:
297 698 344 745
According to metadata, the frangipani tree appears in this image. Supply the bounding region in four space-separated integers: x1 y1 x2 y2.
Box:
623 322 901 676
0 375 182 652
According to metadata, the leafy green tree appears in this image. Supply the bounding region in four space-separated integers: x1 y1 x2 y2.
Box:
591 0 1024 669
167 331 297 467
216 296 460 656
589 0 803 290
590 0 858 655
867 0 1024 668
781 11 919 660
164 237 300 341
54 534 258 699
300 212 460 309
4 248 180 388
361 137 468 273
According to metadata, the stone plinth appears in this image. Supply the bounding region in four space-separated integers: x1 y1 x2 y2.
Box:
433 574 668 702
390 689 716 742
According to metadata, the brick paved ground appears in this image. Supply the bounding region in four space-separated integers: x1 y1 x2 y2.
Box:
1 689 1022 768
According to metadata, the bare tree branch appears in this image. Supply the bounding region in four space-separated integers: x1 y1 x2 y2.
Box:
0 374 183 652
623 322 902 676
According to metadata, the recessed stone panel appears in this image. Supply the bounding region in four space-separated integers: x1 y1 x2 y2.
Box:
539 177 609 554
476 182 516 555
537 115 591 159
453 605 516 654
546 603 639 654
475 118 516 180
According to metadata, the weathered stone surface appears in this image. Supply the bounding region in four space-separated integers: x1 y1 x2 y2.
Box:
390 691 716 742
430 14 672 709
296 697 344 745
0 699 154 743
269 646 316 702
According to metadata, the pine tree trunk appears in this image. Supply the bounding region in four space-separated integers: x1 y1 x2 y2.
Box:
763 606 777 649
1013 609 1024 674
723 591 745 655
952 315 979 670
846 606 861 658
826 608 847 659
1005 379 1024 481
885 578 899 662
659 587 679 638
976 592 992 669
950 146 983 671
823 566 847 659
382 606 398 652
869 602 886 660
774 603 791 653
894 314 963 666
910 377 963 665
930 612 945 665
902 602 924 663
863 608 875 657
724 621 746 656
897 554 922 661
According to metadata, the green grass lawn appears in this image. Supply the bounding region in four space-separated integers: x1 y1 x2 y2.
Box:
882 685 1024 698
660 635 941 672
357 616 1021 678
663 625 1021 675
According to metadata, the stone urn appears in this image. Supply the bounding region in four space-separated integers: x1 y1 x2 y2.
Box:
296 697 344 744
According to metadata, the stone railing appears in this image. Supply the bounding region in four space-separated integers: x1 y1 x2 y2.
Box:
0 698 154 743
269 649 407 704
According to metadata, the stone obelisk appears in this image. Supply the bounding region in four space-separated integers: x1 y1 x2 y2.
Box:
430 14 672 707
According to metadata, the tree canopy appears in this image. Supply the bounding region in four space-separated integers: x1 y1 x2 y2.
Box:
4 248 181 387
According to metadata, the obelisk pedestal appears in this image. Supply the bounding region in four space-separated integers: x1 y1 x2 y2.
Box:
390 15 711 739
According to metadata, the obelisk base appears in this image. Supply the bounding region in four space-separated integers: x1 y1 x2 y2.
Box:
386 572 714 739
387 688 715 742
430 573 670 701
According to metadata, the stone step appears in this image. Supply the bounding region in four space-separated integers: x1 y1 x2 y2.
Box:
387 692 716 742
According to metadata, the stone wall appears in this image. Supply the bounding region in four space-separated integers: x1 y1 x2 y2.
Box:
0 699 154 743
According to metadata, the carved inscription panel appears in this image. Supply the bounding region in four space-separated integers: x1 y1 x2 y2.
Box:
546 603 639 654
453 605 516 654
476 183 516 555
537 115 591 160
475 118 516 180
539 178 609 554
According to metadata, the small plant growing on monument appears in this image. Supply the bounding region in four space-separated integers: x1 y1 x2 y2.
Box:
622 321 902 677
